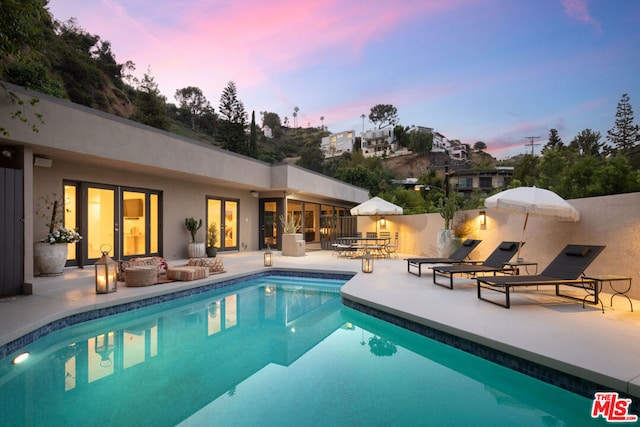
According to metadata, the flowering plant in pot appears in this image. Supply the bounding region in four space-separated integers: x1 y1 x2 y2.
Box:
34 193 82 276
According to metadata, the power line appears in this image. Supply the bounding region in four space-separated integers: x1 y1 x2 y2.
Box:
524 136 541 156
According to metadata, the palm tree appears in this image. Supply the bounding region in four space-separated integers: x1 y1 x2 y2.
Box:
293 106 299 128
320 116 325 131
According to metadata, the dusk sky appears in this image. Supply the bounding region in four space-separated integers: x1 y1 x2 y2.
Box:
47 0 640 158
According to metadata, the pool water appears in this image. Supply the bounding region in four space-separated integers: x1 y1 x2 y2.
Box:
0 275 604 426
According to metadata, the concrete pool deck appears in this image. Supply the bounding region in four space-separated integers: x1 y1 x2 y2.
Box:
2 250 640 400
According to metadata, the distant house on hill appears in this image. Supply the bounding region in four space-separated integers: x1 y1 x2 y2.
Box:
320 130 356 158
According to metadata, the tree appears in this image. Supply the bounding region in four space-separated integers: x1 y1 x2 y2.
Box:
218 81 247 154
368 104 398 129
320 116 324 131
473 141 487 152
293 106 299 128
296 142 324 172
261 111 282 137
512 154 539 186
607 93 640 152
541 128 564 155
597 155 640 195
408 130 433 154
537 148 568 192
568 129 603 157
92 40 123 88
248 110 258 158
0 0 53 57
174 86 213 131
130 68 169 130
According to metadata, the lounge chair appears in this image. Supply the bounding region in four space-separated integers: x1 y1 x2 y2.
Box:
405 239 482 277
476 244 606 309
431 241 522 289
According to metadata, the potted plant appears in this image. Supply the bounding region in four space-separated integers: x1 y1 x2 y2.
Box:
206 222 218 257
34 193 82 276
436 195 459 257
451 212 474 245
185 217 205 258
280 214 304 256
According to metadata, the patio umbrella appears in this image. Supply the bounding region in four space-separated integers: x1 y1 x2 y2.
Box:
484 187 580 259
350 196 403 233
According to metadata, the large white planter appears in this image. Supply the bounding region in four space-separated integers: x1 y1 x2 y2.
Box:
34 242 68 276
436 230 455 258
282 233 305 257
188 242 206 258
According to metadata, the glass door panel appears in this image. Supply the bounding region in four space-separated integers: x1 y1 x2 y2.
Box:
207 199 222 249
262 201 278 248
149 194 159 253
64 184 78 261
87 187 115 260
224 200 238 249
122 191 146 257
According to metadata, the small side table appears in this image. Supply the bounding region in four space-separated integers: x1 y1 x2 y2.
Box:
503 261 538 275
582 275 633 312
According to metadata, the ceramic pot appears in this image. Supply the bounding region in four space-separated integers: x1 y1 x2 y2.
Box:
436 229 455 258
206 246 217 257
34 242 68 276
188 242 206 258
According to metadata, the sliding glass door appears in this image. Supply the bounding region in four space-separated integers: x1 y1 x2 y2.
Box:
64 182 162 265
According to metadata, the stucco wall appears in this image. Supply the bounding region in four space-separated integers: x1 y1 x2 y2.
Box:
33 159 261 260
357 192 640 299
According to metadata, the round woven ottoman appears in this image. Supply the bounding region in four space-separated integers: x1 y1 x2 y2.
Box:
125 266 157 287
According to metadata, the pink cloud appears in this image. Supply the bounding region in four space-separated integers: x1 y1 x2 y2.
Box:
561 0 602 33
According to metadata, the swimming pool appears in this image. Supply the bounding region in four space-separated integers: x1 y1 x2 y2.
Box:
0 274 603 426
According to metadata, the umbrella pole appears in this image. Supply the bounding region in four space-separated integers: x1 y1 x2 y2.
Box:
517 213 528 260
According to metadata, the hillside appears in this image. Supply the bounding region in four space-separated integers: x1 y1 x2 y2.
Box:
382 150 500 179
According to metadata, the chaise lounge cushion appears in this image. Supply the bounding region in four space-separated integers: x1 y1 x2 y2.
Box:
167 266 210 281
187 257 225 274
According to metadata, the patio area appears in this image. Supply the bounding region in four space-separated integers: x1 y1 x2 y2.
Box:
2 249 640 400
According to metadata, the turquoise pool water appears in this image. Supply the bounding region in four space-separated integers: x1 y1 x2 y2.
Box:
0 275 605 426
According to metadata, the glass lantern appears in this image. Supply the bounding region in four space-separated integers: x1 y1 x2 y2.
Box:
264 245 273 267
362 251 373 273
94 245 117 294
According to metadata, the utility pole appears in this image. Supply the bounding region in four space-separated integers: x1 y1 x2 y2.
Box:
524 136 541 156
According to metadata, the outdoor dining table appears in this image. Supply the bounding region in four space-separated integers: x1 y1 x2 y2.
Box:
335 237 391 258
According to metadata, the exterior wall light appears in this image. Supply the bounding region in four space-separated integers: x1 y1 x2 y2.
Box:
264 245 273 267
362 251 373 273
250 191 259 198
479 210 486 226
94 245 117 294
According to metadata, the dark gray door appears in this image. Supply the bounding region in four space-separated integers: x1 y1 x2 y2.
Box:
0 167 24 296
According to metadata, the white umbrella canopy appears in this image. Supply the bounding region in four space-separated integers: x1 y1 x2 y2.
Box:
350 197 403 234
484 186 580 259
350 196 403 216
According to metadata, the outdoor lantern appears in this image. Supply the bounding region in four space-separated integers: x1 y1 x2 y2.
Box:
94 245 117 294
362 251 374 273
479 210 487 226
264 245 273 267
380 216 386 227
